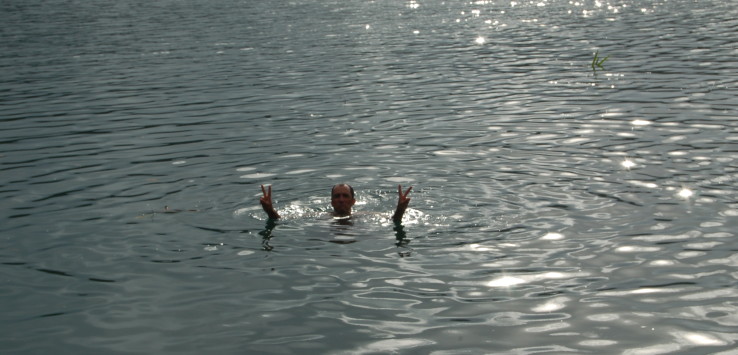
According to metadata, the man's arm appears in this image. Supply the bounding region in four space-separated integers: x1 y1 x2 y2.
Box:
392 185 412 222
260 185 281 219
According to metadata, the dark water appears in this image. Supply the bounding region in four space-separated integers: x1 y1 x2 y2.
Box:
2 0 738 353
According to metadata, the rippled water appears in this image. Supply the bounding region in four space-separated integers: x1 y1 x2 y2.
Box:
2 0 738 353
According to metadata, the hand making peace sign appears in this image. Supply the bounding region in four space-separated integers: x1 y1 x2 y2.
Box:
393 185 413 222
397 185 412 208
260 184 280 219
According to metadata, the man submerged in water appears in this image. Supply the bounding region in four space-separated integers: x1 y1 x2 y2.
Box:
259 184 413 222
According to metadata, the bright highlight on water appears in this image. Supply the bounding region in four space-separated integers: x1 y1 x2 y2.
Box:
2 0 737 354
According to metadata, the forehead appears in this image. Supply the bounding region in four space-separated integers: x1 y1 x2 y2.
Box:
332 185 352 195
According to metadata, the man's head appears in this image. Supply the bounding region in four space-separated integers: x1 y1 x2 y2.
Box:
331 184 355 216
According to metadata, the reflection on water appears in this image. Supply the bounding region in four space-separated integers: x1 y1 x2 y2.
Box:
259 219 278 251
2 0 738 353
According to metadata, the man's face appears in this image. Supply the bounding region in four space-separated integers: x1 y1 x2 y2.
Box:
331 185 355 216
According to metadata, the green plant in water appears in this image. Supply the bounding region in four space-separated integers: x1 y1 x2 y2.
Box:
592 50 609 73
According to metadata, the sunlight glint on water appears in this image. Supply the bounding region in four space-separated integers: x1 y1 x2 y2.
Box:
1 0 737 353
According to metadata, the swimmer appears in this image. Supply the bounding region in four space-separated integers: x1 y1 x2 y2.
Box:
259 184 413 222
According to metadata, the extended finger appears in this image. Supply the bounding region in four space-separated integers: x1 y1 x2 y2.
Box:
404 186 413 197
261 184 267 197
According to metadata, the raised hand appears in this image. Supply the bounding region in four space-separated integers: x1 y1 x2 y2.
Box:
397 185 412 208
260 184 280 219
393 185 412 222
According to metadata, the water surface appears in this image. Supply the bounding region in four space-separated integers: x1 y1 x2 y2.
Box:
2 0 738 353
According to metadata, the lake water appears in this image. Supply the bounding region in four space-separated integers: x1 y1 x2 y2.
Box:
2 0 738 353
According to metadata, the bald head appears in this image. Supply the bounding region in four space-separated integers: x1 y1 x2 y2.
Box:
331 184 354 199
